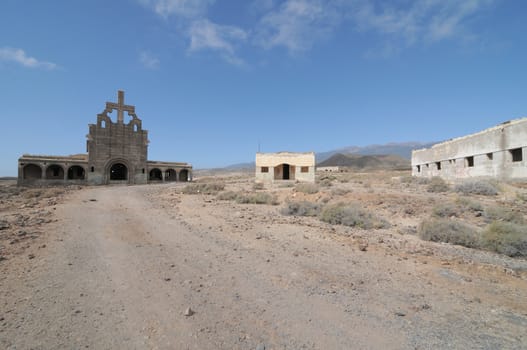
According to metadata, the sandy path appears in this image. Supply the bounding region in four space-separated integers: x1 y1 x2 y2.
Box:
1 183 526 349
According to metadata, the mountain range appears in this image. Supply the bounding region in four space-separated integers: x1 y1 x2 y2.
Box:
222 141 436 170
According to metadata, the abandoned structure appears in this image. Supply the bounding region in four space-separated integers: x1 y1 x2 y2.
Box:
255 152 315 183
18 91 192 185
412 117 527 180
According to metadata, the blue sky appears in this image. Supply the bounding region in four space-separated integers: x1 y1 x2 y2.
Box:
1 0 526 175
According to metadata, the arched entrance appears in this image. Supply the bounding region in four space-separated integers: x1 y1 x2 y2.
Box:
274 163 294 180
165 169 177 182
23 164 42 180
46 165 64 180
149 168 162 181
110 163 128 180
68 165 85 180
179 169 189 182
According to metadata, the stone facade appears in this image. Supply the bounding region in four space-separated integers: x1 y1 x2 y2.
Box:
255 152 315 183
412 117 527 180
18 91 192 186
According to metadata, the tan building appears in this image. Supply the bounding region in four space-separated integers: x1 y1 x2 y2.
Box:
18 91 192 186
255 152 315 183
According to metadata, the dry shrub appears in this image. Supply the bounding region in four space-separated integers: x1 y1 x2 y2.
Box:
426 177 449 193
484 206 524 224
418 218 479 248
281 201 322 216
416 177 431 185
252 182 265 190
295 183 319 194
181 183 225 195
400 175 415 184
235 192 278 205
319 203 390 229
455 180 498 196
482 221 527 257
216 191 238 201
331 187 351 196
318 175 336 187
432 203 461 218
455 197 484 212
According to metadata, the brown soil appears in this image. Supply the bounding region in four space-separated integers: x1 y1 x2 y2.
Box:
1 172 526 349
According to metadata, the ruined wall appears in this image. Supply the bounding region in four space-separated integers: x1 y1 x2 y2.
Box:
412 118 527 180
255 152 315 183
87 114 148 185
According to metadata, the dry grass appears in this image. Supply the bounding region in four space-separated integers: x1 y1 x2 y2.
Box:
482 221 527 257
418 218 480 248
281 201 323 216
455 180 498 196
319 203 390 229
294 183 319 194
182 183 225 195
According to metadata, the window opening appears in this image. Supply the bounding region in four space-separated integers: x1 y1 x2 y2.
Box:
261 167 269 173
301 166 309 173
510 148 523 162
465 156 474 167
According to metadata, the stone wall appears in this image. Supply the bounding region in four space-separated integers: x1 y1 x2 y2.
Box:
255 152 315 183
412 118 527 180
86 113 148 185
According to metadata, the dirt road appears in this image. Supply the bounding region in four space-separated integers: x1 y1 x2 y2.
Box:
1 183 526 349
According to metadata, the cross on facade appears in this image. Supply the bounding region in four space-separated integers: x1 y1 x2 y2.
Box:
105 90 135 123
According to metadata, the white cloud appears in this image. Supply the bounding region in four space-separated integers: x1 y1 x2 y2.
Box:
352 0 494 45
188 19 248 65
139 51 160 69
0 47 58 70
139 0 214 18
256 0 341 52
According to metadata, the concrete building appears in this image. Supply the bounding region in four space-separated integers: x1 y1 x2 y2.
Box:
255 152 315 183
18 91 192 186
412 117 527 180
317 166 342 172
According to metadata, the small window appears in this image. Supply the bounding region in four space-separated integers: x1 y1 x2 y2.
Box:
417 165 421 173
91 166 95 172
301 166 309 173
465 156 474 167
101 120 106 128
510 148 522 162
134 124 139 132
142 168 145 174
436 162 441 170
261 167 269 173
487 153 493 161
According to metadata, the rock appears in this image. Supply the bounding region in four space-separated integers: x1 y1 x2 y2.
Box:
0 220 9 230
28 254 35 259
358 241 368 251
395 311 406 317
184 307 194 317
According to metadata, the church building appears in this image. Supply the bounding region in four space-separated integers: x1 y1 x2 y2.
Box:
18 91 192 185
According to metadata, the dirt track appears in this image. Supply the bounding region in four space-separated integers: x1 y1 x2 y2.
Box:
1 180 527 349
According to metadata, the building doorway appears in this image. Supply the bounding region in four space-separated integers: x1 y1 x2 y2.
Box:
110 163 128 180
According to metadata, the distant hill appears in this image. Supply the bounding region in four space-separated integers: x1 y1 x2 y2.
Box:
317 153 410 170
221 142 436 170
316 142 436 163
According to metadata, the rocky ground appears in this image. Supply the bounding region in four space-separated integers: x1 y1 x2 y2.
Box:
0 171 526 349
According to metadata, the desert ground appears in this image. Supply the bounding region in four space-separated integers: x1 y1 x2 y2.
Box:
1 170 526 349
